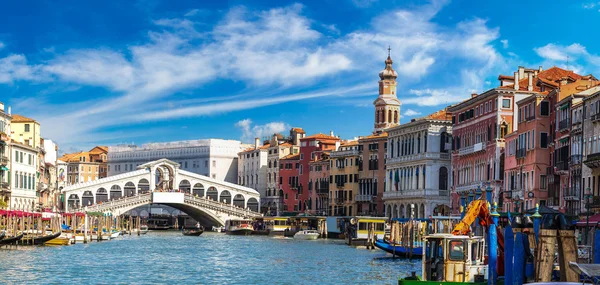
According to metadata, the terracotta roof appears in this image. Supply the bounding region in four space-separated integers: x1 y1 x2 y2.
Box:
302 133 340 140
11 114 37 123
426 109 452 120
89 146 108 154
340 140 359 147
59 152 89 163
361 132 388 140
291 127 306 134
498 75 514 80
279 142 293 147
259 143 271 150
281 153 300 160
498 67 584 92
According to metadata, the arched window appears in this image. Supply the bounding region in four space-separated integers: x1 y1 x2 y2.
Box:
394 110 399 123
390 139 395 158
376 110 380 123
440 132 448 153
439 167 448 190
388 110 392 123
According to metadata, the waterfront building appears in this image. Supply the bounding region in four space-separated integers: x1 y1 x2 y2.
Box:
264 129 302 216
503 94 552 212
10 114 41 148
297 133 340 214
0 102 11 207
384 110 452 219
10 141 37 211
108 139 250 183
39 139 59 211
449 66 577 213
329 141 360 216
548 76 598 214
580 87 600 214
60 146 108 185
237 138 270 210
279 153 300 212
308 151 329 215
358 132 388 216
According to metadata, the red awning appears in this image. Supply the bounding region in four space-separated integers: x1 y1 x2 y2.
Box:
576 213 600 226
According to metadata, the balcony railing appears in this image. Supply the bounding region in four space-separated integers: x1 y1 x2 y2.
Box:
526 115 536 121
383 189 449 199
0 181 9 191
592 114 600 123
589 196 600 208
387 152 450 164
330 149 360 158
570 154 583 165
559 119 570 131
355 195 374 202
555 161 569 172
503 191 513 199
0 155 7 165
584 152 600 169
564 188 580 201
458 142 486 156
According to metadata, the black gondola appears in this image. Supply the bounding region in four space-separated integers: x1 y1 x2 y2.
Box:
182 228 204 236
0 231 6 241
19 232 62 246
0 232 24 245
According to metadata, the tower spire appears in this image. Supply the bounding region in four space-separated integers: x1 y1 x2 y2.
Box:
388 46 391 57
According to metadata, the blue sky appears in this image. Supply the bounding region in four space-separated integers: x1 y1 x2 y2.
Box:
1 0 599 153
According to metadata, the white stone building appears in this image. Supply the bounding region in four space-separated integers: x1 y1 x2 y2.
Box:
10 141 38 211
237 138 269 200
108 139 250 183
384 110 453 219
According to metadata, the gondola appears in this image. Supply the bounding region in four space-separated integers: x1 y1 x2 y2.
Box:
0 232 24 245
0 231 6 241
19 232 62 246
374 238 424 257
182 228 204 236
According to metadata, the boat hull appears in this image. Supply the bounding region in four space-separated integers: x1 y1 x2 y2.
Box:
0 233 24 245
182 230 204 236
45 237 70 246
110 232 120 239
399 279 486 285
20 232 62 246
226 229 253 236
374 239 424 257
294 234 319 240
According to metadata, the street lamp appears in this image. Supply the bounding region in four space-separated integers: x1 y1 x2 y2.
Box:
585 187 593 244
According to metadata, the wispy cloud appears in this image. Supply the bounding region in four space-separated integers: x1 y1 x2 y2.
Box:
235 119 289 143
500 39 508 49
404 109 422 116
534 43 600 74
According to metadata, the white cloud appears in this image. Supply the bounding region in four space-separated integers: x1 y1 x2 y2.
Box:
235 119 289 143
583 2 599 9
500 39 508 49
404 109 422 116
534 43 600 75
0 54 45 84
352 0 378 8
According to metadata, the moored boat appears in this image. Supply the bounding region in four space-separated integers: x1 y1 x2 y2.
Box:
140 225 149 234
45 237 71 246
374 239 424 257
212 226 224 233
110 231 120 239
225 219 254 235
293 230 319 240
19 232 62 246
0 232 24 245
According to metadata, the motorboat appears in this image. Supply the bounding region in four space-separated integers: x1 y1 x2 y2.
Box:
139 225 149 234
225 219 254 235
110 231 120 239
293 230 319 240
374 238 424 257
212 226 224 233
45 237 71 245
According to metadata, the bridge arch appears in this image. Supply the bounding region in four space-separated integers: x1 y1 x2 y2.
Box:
97 188 108 203
138 179 150 194
68 194 80 209
124 182 136 197
233 194 245 208
82 191 94 207
110 185 122 200
206 187 218 201
192 183 204 197
179 180 191 194
220 190 232 204
247 198 259 212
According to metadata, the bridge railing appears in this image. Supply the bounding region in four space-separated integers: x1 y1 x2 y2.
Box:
82 193 152 213
184 194 262 218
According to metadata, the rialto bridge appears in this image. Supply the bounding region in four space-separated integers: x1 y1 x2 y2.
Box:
61 159 262 226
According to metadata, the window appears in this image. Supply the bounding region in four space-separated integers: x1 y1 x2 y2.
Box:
540 132 548 148
502 99 511 108
25 124 30 132
300 153 304 160
212 160 216 167
540 101 550 116
448 240 465 261
540 175 547 190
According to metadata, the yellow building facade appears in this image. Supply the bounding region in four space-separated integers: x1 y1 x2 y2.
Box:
329 141 360 216
10 115 41 149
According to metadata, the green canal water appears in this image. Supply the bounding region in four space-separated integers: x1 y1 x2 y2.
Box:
0 231 420 284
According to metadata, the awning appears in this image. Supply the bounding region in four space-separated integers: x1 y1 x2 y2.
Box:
560 104 570 110
0 166 8 171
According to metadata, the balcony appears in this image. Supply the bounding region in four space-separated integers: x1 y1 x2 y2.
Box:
589 196 600 209
0 181 9 192
526 114 536 121
503 191 513 199
330 149 360 158
511 189 525 200
454 182 484 193
584 152 600 169
334 198 345 205
570 154 583 165
383 189 449 199
555 161 569 172
387 152 450 164
355 195 374 202
592 114 600 123
564 188 580 201
516 148 526 159
558 119 570 131
0 154 7 165
458 142 486 156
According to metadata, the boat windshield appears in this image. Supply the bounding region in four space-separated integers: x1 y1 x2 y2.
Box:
448 240 465 261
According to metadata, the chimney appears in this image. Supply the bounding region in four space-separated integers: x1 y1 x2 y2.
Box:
254 138 260 149
514 72 520 90
528 73 533 91
560 77 568 86
538 66 543 73
330 130 334 137
7 106 11 115
471 93 478 98
518 66 525 80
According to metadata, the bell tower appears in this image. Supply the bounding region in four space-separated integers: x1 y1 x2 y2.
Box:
374 47 401 133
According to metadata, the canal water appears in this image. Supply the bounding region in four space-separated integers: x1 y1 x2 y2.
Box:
0 231 420 284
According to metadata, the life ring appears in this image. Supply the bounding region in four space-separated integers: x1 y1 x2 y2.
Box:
350 218 357 225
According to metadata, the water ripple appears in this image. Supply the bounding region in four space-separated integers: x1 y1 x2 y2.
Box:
0 231 420 284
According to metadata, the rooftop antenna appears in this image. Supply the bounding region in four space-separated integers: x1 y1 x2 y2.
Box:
388 46 391 57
